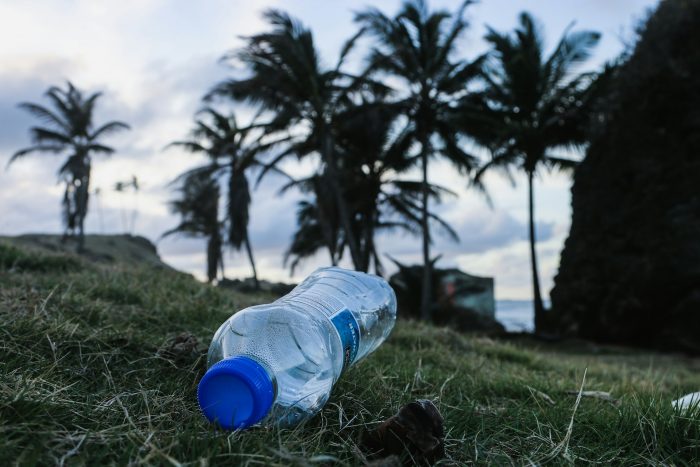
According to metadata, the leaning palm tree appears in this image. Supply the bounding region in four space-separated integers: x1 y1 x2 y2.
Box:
8 81 129 251
208 9 388 272
163 171 223 283
168 108 281 289
458 12 604 332
356 0 483 320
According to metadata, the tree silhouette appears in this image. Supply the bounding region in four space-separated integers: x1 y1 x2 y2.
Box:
168 108 282 288
163 170 223 283
284 176 343 274
284 175 458 277
208 9 388 272
456 12 604 332
9 81 129 251
284 102 459 277
114 175 139 234
356 0 483 320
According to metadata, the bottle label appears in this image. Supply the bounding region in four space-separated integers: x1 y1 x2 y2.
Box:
330 308 360 372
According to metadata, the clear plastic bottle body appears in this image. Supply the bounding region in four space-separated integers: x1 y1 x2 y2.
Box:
206 267 397 426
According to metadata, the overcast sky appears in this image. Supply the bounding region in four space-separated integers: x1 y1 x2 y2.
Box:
0 0 657 299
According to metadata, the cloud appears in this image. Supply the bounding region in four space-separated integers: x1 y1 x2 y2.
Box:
0 0 658 300
369 205 554 261
453 230 566 300
0 59 78 154
0 172 64 234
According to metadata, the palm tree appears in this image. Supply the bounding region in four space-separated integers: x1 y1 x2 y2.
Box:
114 175 139 234
457 12 603 332
163 171 223 283
333 102 413 273
284 176 458 277
284 180 343 274
168 108 281 289
208 9 388 272
284 102 459 277
8 81 130 251
356 0 483 320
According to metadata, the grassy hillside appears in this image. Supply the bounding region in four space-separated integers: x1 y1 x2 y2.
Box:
2 238 700 465
0 234 173 269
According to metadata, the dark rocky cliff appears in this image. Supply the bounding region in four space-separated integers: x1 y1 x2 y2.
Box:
550 0 700 351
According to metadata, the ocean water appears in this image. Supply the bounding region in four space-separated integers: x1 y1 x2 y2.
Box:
495 300 547 332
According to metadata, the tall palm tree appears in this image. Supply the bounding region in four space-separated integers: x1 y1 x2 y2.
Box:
163 171 223 283
284 102 459 277
457 12 604 332
208 9 388 272
168 108 277 289
333 102 413 273
356 0 483 320
9 81 130 251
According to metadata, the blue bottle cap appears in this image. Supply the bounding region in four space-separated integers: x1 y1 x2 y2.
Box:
197 356 274 430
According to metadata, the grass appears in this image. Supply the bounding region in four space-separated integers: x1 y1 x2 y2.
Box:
2 240 700 465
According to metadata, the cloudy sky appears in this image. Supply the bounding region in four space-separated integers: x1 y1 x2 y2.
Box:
0 0 657 299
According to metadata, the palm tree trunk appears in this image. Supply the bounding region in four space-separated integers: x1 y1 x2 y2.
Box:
419 135 432 322
328 249 338 266
372 244 383 277
219 249 226 281
359 203 375 273
321 129 363 270
61 185 72 243
76 170 90 253
528 171 546 332
315 188 338 266
244 229 259 290
206 236 218 283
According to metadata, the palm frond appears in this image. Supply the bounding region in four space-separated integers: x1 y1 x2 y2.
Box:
543 155 579 173
29 127 72 145
335 26 365 73
544 28 601 87
17 103 70 132
85 143 115 154
90 121 130 140
470 152 519 207
168 163 221 186
7 145 64 167
428 211 460 242
166 140 209 154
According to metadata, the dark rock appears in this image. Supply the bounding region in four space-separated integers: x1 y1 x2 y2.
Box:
362 400 445 466
439 269 495 318
550 0 700 352
388 259 501 333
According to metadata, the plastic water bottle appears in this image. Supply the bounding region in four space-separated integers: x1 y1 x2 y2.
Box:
197 266 397 430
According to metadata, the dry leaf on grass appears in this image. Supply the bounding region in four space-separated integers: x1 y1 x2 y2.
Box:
362 399 445 466
527 385 555 405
